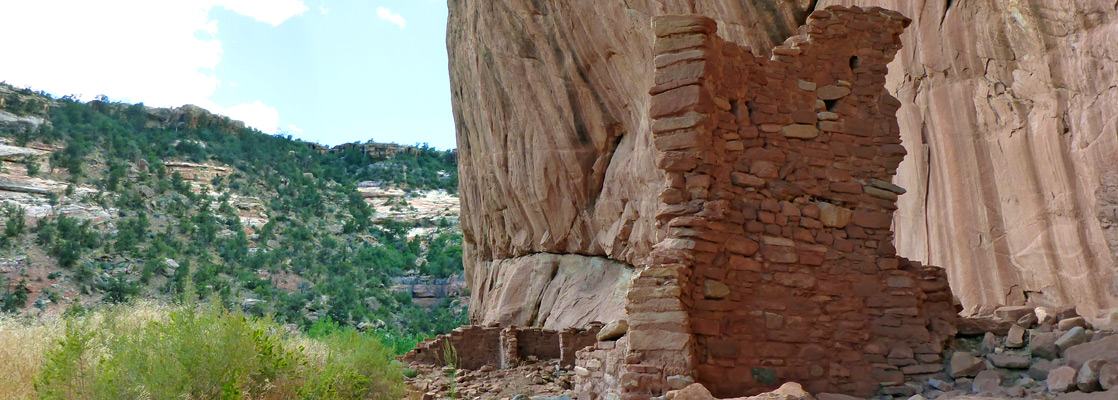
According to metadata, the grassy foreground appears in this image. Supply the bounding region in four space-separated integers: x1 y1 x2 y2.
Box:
0 302 405 399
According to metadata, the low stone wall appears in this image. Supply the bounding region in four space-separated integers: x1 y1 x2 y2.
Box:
401 324 602 370
402 325 502 370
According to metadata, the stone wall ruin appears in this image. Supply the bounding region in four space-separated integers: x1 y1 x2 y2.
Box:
401 324 602 370
572 7 957 399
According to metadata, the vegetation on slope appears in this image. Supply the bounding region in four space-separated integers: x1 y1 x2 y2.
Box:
0 84 466 352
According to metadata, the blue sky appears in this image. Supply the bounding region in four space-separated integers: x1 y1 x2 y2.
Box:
0 0 457 150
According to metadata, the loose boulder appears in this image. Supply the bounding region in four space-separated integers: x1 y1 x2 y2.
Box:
972 370 1002 394
1077 359 1108 393
1066 334 1118 370
1100 363 1118 391
1049 366 1079 393
950 352 986 378
1057 327 1089 354
596 319 628 341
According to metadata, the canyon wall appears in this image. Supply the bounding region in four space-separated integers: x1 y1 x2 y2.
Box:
449 0 823 329
814 0 1118 316
450 0 1118 323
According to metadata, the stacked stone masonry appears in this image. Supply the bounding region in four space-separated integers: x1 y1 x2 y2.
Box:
574 7 957 399
401 324 601 370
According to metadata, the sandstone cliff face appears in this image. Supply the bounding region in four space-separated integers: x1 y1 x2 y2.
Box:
817 0 1118 315
451 0 1118 320
449 0 822 327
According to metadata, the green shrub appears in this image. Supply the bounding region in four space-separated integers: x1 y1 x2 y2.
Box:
33 303 404 399
299 329 404 399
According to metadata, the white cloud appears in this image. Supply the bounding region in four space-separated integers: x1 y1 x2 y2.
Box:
376 7 406 29
218 0 308 26
212 101 281 134
287 124 305 134
320 6 330 14
0 0 306 134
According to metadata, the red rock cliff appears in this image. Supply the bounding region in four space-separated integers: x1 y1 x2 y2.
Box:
449 0 1118 323
448 1 823 328
820 0 1118 316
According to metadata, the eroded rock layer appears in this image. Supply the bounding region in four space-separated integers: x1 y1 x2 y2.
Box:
468 254 631 330
451 0 1118 324
449 1 822 326
814 0 1118 316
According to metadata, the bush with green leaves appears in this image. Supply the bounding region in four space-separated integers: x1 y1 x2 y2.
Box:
35 303 404 400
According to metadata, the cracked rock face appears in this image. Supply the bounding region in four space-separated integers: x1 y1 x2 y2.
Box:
450 0 1118 325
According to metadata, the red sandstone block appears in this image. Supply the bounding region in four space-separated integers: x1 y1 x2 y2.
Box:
793 228 815 243
724 236 760 255
761 244 798 264
774 272 816 289
651 85 710 119
799 217 824 230
730 172 765 188
851 210 891 229
656 60 709 85
877 257 899 270
880 144 906 157
845 225 868 239
650 77 703 96
655 128 707 152
653 112 705 134
654 49 708 69
628 298 686 313
830 181 863 194
654 33 709 54
659 188 687 204
629 329 691 351
694 251 717 264
728 255 762 272
797 250 825 266
656 151 700 171
792 109 818 124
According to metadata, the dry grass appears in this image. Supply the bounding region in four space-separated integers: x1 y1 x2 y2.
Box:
0 302 172 399
0 315 60 399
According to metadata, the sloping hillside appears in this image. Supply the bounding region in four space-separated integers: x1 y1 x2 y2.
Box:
0 83 464 348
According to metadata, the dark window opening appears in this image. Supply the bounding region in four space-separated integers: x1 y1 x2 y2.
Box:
824 99 838 112
744 101 758 124
849 56 860 71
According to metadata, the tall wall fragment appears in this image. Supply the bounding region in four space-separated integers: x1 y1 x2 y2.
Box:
574 8 956 399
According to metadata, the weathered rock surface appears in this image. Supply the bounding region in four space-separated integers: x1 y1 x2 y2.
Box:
1066 334 1118 371
1077 359 1108 392
449 0 824 328
468 254 631 330
816 0 1118 316
1049 366 1080 393
357 184 460 223
950 352 987 378
595 319 627 341
669 382 817 400
971 370 1002 394
450 0 1118 326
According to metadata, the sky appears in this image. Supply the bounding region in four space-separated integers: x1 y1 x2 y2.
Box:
0 0 457 150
